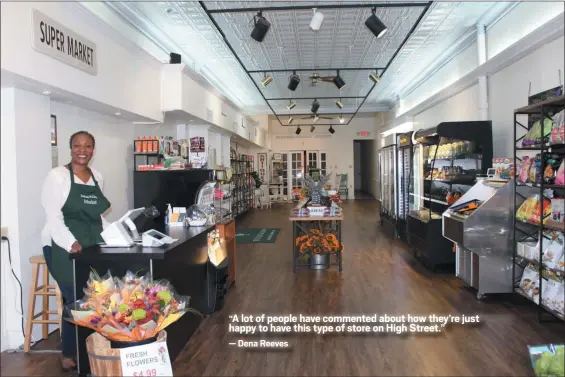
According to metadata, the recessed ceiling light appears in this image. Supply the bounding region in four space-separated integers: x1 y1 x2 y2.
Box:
115 112 121 116
42 90 51 96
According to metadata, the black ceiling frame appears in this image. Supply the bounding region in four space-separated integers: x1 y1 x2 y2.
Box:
199 1 433 127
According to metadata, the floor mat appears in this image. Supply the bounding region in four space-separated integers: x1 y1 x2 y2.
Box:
236 228 281 244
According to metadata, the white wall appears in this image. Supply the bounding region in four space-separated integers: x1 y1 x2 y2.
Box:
0 2 163 122
487 2 565 60
270 114 378 199
51 102 136 220
413 84 480 131
489 36 565 157
397 41 479 118
1 88 51 351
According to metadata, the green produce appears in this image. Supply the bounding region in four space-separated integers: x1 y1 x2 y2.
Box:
534 347 564 377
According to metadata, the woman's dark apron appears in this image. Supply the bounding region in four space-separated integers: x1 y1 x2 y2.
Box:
50 165 111 286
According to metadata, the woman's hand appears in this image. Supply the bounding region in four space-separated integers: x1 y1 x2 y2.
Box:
70 241 82 253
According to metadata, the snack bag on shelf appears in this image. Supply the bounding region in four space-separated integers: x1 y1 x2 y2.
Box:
541 278 558 311
542 233 565 269
555 280 565 315
551 198 564 223
522 121 541 147
516 196 537 222
519 264 541 303
556 160 565 185
519 157 533 183
551 110 564 145
529 195 551 224
530 155 542 184
559 254 565 272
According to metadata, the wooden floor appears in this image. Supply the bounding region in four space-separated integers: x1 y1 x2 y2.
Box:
3 200 564 376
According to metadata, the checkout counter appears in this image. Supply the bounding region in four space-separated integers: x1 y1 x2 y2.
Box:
69 209 225 376
442 178 514 300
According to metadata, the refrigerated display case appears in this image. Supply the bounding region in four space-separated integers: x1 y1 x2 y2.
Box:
442 178 514 299
408 121 493 270
396 132 413 242
379 144 397 238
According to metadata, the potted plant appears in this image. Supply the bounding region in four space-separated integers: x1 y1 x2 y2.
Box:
250 171 262 189
65 270 200 347
295 228 343 270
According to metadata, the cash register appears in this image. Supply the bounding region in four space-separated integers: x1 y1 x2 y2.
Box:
100 208 145 247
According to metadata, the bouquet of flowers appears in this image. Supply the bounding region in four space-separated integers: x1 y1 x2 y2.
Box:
66 270 200 342
295 229 343 257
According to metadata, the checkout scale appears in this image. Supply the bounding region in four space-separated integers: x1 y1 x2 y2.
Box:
442 175 514 300
99 207 177 248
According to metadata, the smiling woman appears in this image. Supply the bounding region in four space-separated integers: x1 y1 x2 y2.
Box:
40 130 111 372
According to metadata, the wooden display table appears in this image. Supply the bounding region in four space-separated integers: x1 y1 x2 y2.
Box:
289 207 343 272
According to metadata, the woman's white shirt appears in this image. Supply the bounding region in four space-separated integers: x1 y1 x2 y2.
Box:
41 166 110 251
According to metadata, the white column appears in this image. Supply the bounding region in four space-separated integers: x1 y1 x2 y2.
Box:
476 23 489 121
1 87 51 350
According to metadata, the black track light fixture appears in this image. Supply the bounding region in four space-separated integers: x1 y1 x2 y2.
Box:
329 125 335 134
251 11 270 42
333 70 346 90
311 99 320 114
310 125 316 132
365 8 387 39
295 126 302 135
288 71 300 91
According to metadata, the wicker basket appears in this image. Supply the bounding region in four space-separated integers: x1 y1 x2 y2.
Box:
86 331 167 377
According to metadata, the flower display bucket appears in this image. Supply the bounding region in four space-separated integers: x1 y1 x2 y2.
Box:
110 335 158 349
310 253 330 270
86 331 166 377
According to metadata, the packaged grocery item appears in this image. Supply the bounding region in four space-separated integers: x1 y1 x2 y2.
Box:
541 278 558 311
556 160 565 185
530 154 542 184
551 110 564 145
519 157 533 183
523 118 554 146
559 254 565 271
517 241 539 260
542 232 564 269
551 198 564 223
519 264 541 303
516 196 537 221
529 195 551 224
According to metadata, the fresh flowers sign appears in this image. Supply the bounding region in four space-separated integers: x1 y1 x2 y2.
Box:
120 341 173 376
66 270 199 342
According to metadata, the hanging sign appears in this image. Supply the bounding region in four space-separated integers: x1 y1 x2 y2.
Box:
258 153 267 184
31 9 97 75
119 341 173 377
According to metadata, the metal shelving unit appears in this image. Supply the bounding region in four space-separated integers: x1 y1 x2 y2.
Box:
230 150 254 217
512 94 565 322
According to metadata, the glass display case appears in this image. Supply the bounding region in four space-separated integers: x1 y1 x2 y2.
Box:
379 144 397 238
408 121 493 270
396 132 413 242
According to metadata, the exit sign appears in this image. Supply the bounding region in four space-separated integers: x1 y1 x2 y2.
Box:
357 131 370 137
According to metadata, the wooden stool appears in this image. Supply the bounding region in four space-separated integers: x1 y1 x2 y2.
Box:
23 255 63 352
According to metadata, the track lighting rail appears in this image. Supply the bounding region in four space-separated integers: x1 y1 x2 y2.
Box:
199 1 432 127
207 3 429 14
248 68 385 74
267 97 365 101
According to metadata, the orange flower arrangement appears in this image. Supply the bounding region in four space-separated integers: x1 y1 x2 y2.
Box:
296 229 343 257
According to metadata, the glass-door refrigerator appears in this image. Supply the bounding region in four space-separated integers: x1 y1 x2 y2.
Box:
379 143 397 238
396 132 413 242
